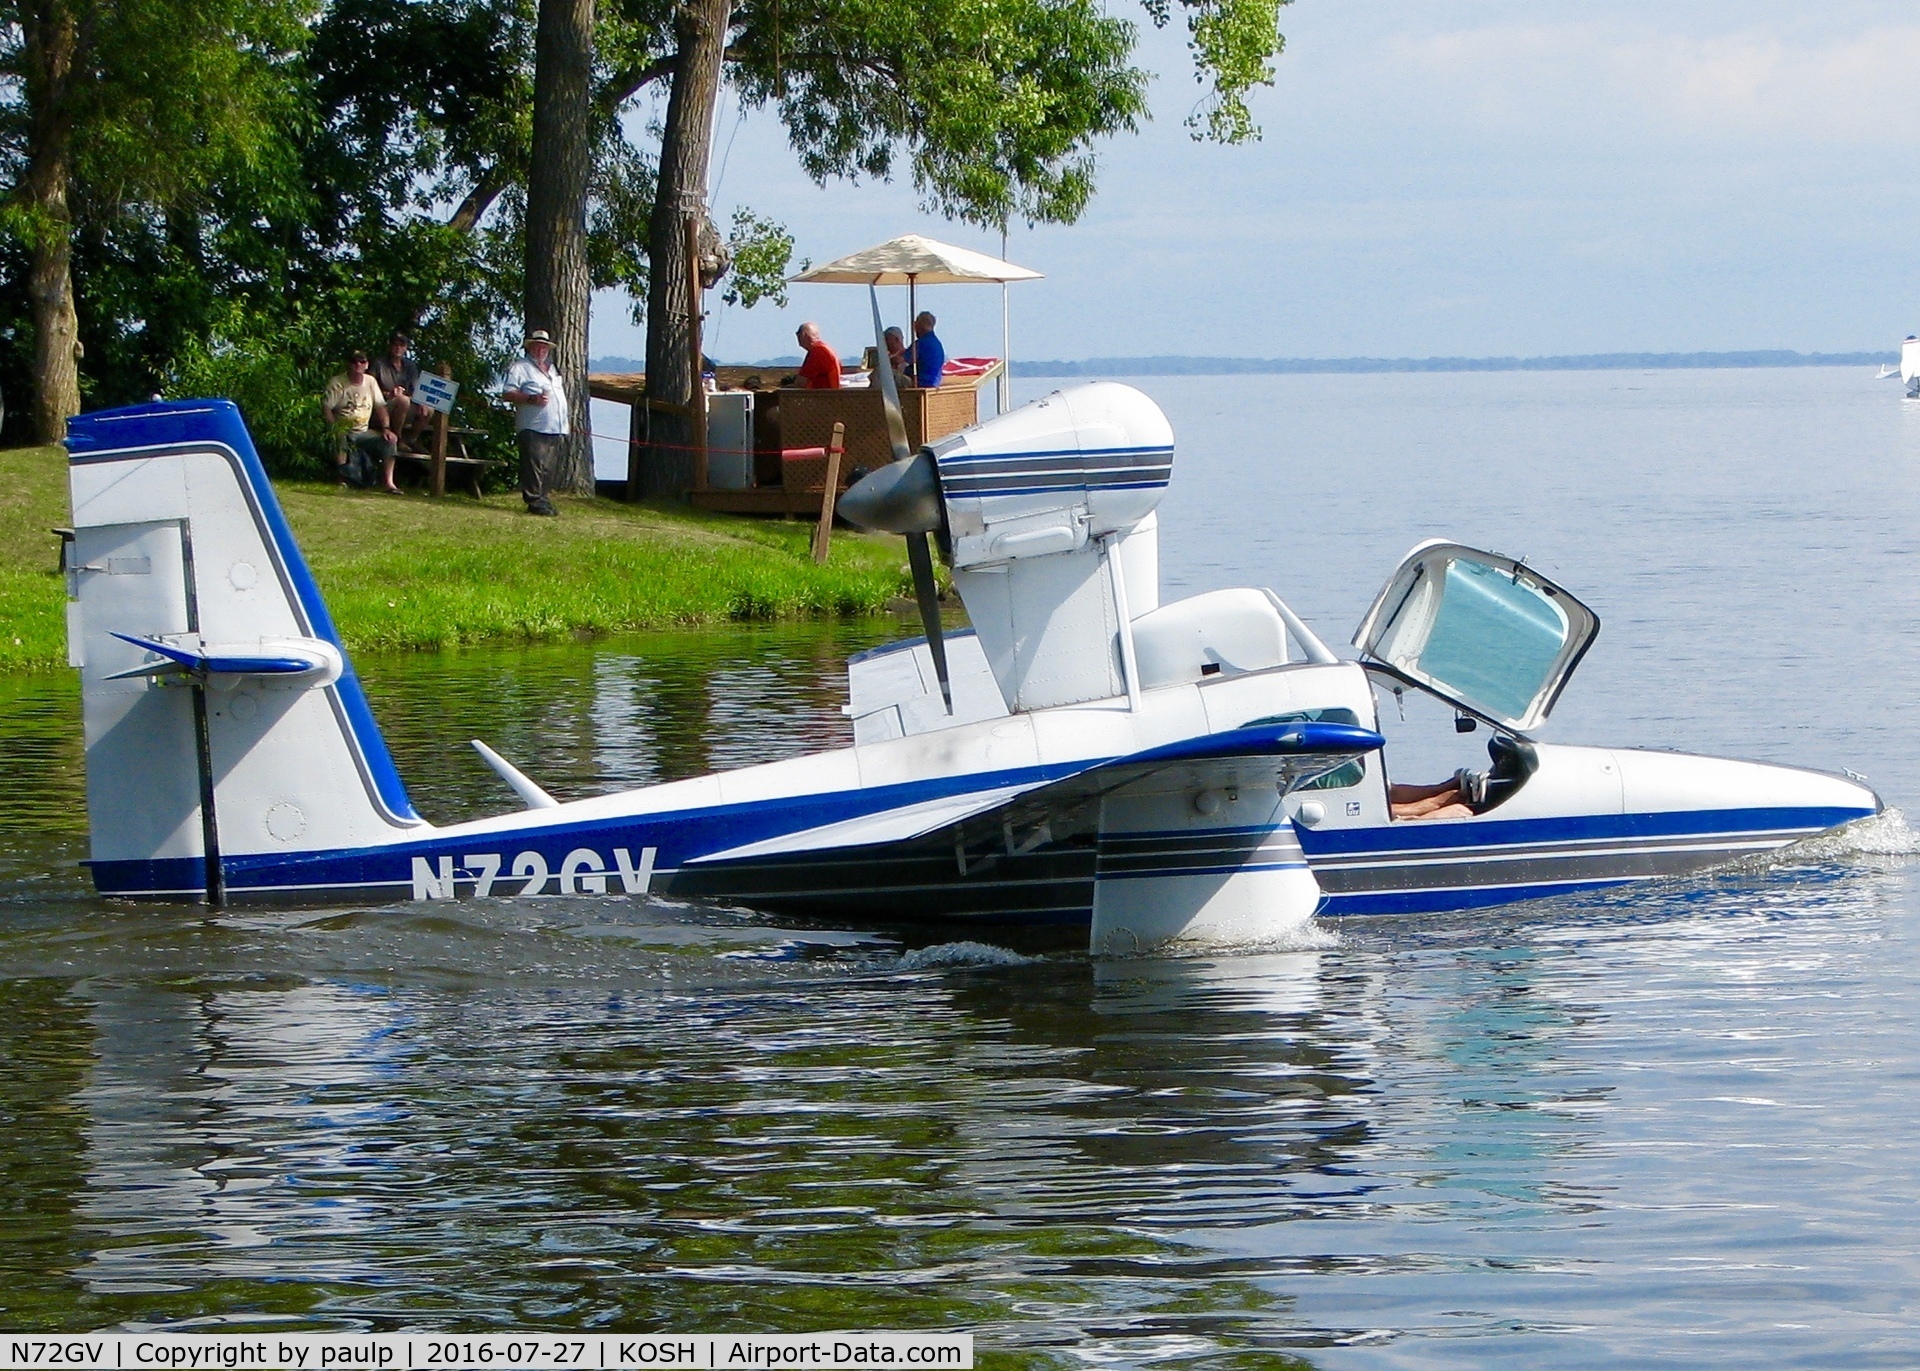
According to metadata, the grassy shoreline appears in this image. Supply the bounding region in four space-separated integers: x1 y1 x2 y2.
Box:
0 445 913 672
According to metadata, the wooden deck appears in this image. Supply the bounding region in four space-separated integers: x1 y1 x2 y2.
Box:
590 363 999 508
589 367 777 403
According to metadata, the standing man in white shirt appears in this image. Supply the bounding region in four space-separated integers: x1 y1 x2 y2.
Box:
501 327 570 516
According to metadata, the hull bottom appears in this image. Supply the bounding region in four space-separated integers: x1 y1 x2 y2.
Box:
88 808 1875 932
1300 805 1869 917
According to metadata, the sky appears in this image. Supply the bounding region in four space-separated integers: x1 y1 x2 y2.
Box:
586 1 1920 365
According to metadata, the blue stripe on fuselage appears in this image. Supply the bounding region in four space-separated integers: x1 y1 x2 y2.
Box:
1293 805 1871 859
87 758 1099 899
936 444 1173 467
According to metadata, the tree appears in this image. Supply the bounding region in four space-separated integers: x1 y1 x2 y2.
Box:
527 0 598 493
636 0 729 497
10 0 80 439
630 0 1291 494
0 0 1285 476
0 0 304 440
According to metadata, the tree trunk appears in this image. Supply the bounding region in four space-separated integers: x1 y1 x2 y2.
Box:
525 0 596 494
19 0 82 443
639 0 729 499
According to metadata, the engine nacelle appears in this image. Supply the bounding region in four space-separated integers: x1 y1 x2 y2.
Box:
930 385 1173 712
932 382 1172 569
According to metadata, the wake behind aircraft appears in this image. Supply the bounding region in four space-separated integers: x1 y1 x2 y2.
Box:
64 369 1877 953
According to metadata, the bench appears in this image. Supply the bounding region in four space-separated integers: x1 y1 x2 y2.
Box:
392 429 500 497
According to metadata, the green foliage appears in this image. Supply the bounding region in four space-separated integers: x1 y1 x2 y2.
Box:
0 0 1287 457
723 209 795 309
0 0 311 218
151 212 521 476
722 0 1289 230
0 0 316 435
169 305 338 479
728 0 1147 229
1160 0 1290 143
307 0 536 212
63 0 310 212
588 138 660 314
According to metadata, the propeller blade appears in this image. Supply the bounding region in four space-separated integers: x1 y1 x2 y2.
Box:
868 282 949 713
906 529 952 714
869 283 912 465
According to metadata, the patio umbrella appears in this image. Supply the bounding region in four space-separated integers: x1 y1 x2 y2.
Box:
791 234 1042 405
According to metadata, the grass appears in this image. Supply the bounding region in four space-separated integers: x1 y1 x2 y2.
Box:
0 445 914 671
0 447 67 671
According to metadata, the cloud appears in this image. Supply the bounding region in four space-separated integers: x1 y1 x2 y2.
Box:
1382 19 1920 145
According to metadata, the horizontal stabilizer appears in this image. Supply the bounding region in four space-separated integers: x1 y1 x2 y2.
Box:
106 632 342 681
691 720 1383 867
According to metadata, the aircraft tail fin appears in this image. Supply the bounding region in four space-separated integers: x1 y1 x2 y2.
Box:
66 400 422 900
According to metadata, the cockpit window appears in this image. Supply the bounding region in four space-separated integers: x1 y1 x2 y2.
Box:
1415 560 1569 722
1353 542 1600 732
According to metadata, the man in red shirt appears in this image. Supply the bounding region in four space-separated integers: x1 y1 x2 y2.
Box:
793 322 841 389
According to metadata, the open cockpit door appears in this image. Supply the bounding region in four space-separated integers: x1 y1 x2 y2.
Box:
1352 541 1599 733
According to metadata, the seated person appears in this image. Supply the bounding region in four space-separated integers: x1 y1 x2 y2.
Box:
910 311 945 388
372 332 429 450
323 350 399 491
791 322 841 389
884 326 912 390
1388 770 1485 821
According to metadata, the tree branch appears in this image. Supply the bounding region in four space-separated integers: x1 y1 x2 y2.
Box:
446 164 509 234
598 53 677 115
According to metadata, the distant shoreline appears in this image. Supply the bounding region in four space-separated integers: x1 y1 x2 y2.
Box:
592 349 1891 378
1008 349 1889 377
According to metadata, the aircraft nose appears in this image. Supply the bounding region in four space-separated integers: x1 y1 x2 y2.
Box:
839 450 943 534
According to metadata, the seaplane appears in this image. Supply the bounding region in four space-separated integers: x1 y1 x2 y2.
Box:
1878 336 1920 395
63 298 1880 953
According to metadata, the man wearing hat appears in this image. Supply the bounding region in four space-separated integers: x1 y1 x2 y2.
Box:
322 348 399 491
502 327 570 516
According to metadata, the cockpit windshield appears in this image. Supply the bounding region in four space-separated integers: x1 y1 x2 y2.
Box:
1353 542 1599 732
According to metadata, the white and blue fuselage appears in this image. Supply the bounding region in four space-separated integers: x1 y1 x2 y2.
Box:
64 395 1878 953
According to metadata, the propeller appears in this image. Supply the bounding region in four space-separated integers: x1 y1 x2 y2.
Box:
839 284 953 714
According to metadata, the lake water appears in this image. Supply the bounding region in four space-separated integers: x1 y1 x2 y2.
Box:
6 367 1920 1366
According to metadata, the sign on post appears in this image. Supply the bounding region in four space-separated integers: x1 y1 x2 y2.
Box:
424 367 457 498
415 373 459 415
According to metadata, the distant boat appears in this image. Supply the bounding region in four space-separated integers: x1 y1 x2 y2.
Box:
1885 336 1920 395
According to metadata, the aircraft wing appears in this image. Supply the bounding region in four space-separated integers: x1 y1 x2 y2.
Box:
688 720 1383 866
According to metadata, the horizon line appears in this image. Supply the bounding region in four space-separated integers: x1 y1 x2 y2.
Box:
590 348 1892 377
